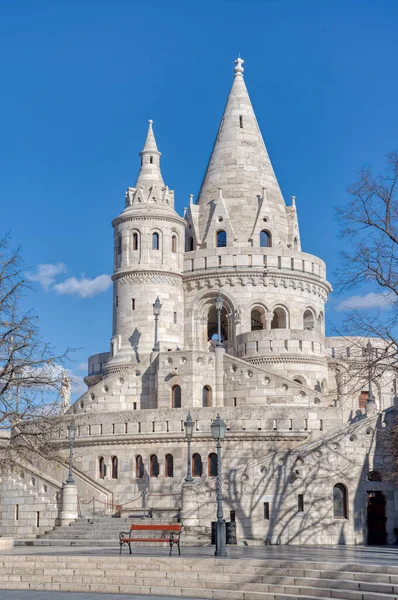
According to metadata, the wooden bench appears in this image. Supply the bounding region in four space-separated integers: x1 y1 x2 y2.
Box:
119 524 182 555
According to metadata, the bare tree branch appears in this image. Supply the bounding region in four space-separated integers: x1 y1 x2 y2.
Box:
0 235 71 470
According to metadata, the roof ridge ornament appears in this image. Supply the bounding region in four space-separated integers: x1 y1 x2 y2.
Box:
234 57 244 77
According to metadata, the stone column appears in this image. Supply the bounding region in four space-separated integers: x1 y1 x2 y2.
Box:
59 483 78 526
215 346 225 407
181 482 199 528
265 312 274 330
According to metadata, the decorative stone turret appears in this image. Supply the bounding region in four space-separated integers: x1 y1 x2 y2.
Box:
107 121 186 370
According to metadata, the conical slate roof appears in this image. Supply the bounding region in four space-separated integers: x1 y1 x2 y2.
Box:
197 58 288 247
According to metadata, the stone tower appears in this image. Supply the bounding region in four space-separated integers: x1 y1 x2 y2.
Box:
185 58 331 392
107 120 186 370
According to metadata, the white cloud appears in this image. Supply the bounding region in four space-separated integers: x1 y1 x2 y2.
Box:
77 362 87 372
335 291 394 312
53 274 112 298
26 263 67 290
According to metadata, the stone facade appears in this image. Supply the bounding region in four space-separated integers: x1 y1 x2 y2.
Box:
1 57 397 545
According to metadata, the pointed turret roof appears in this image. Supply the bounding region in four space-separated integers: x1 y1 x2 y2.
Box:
197 58 289 247
134 120 164 188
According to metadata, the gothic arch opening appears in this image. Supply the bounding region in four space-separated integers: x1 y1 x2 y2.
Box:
208 453 218 476
202 386 212 407
251 306 266 331
165 454 174 477
260 230 272 248
333 483 348 519
98 457 106 479
216 230 227 247
271 306 288 329
150 454 159 477
152 232 160 250
111 456 118 479
192 453 202 477
136 455 144 478
172 385 182 408
303 309 315 330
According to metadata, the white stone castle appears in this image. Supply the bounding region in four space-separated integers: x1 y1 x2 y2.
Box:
1 58 397 546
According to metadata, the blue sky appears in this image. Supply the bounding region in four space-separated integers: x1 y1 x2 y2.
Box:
1 0 397 397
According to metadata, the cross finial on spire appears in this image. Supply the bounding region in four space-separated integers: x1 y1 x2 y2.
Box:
234 57 244 77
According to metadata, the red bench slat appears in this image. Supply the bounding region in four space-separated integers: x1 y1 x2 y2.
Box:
130 524 181 532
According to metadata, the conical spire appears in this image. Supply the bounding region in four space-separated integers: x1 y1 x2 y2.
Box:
196 58 288 247
134 120 164 188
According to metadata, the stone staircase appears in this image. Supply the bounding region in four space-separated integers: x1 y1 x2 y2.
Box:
1 554 398 598
16 515 211 547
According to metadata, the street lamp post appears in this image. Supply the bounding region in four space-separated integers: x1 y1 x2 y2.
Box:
153 296 162 352
66 421 76 484
184 412 194 483
211 414 227 557
215 291 224 348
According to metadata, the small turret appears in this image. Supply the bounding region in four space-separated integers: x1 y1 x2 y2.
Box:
124 120 175 212
108 121 186 369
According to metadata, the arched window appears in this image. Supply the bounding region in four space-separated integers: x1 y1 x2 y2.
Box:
172 385 181 408
208 453 218 476
111 456 118 479
152 232 159 250
165 454 174 477
150 454 159 478
260 230 272 248
99 457 106 479
187 237 194 252
202 386 212 407
293 376 305 385
132 232 139 251
271 307 288 329
303 309 315 330
251 308 265 331
171 235 177 253
136 455 144 479
216 230 227 248
117 235 122 255
294 237 298 250
333 484 348 519
192 453 203 477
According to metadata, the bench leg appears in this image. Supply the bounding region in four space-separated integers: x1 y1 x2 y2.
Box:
178 540 181 556
119 542 123 555
169 540 172 556
128 542 132 555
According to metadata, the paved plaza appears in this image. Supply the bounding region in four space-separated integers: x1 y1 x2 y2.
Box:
6 543 398 565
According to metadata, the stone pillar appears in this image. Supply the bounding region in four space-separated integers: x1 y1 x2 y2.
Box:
181 482 199 528
265 312 274 330
59 483 78 526
215 346 225 407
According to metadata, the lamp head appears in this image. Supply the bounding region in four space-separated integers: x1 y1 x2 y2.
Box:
153 296 162 316
67 420 76 442
215 290 224 312
211 413 227 440
184 411 194 439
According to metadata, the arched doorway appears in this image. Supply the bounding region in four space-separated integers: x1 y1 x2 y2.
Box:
367 491 387 545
